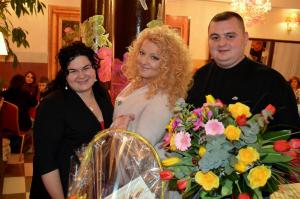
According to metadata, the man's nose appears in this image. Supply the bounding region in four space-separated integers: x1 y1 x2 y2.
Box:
218 37 227 46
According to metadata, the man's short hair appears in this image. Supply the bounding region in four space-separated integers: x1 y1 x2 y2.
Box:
209 11 245 32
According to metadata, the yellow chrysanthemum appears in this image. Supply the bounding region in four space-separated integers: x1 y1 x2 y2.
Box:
195 171 219 191
228 102 252 119
162 157 181 167
247 165 271 189
234 161 247 173
198 146 206 157
224 125 241 141
206 95 216 104
166 119 174 133
170 134 176 151
237 147 260 165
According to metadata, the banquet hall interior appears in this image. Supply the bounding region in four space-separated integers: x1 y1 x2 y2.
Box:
0 0 300 198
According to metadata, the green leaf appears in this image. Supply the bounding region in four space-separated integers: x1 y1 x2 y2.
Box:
221 179 233 197
260 153 292 163
253 188 263 199
261 130 291 143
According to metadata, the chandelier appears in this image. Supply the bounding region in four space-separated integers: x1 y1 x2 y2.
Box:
231 0 272 26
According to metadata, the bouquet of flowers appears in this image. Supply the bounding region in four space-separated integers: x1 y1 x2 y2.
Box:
160 95 300 199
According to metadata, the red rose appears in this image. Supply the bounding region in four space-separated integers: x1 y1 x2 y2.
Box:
236 114 247 126
282 151 299 163
289 139 300 149
238 193 252 199
273 140 290 152
160 170 174 180
177 179 188 191
265 104 276 115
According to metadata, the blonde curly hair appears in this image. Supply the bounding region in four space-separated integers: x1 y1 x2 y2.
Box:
122 25 193 108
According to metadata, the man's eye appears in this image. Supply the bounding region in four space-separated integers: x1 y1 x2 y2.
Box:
226 34 236 39
210 36 219 41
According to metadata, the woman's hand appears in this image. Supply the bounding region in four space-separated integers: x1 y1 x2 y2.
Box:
112 114 135 130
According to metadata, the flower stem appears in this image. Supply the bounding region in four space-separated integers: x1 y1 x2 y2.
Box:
235 180 242 193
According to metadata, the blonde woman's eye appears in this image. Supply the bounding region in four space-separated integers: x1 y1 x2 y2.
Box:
151 56 160 61
139 50 145 55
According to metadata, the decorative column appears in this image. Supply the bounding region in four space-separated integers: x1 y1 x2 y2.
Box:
113 0 164 59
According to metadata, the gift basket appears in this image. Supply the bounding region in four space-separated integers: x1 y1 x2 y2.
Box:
68 128 164 199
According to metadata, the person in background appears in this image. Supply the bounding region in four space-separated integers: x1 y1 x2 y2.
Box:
30 42 113 199
289 76 300 104
1 74 37 151
112 25 193 146
37 76 49 101
186 11 300 134
23 71 39 99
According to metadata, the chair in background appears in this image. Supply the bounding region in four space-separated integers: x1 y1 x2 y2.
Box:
0 101 31 161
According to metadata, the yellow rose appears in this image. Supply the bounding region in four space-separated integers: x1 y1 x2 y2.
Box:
206 95 216 104
224 125 241 141
162 157 181 167
234 161 247 173
228 102 252 119
237 147 260 165
198 146 206 157
247 165 271 189
170 134 176 151
195 171 219 191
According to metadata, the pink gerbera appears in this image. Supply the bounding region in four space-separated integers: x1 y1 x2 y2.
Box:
174 131 191 151
204 119 224 136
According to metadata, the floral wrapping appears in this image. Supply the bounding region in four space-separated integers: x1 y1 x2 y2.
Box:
67 129 164 199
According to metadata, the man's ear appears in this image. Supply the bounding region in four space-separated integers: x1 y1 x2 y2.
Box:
244 32 249 47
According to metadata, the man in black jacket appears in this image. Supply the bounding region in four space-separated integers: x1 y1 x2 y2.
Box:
186 11 300 134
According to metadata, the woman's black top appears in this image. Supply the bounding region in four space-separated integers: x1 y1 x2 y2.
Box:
30 82 113 198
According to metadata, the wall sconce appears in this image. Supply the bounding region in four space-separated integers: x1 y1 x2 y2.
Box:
285 13 299 33
0 32 8 55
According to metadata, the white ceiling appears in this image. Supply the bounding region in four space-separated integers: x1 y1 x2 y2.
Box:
204 0 300 9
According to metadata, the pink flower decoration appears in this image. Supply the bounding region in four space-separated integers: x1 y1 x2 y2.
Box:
174 131 191 151
98 57 112 82
97 47 112 59
204 119 224 136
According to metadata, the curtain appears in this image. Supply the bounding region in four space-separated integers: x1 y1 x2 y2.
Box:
272 42 300 80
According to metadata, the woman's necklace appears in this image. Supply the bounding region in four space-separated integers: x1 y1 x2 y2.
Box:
89 106 94 112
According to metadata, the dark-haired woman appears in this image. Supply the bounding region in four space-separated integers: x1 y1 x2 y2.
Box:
30 42 113 199
23 71 38 99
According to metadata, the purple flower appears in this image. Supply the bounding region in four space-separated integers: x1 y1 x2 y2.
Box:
207 110 213 120
193 118 204 131
193 107 203 117
172 118 182 129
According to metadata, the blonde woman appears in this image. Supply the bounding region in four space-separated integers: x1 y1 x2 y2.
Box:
112 26 193 146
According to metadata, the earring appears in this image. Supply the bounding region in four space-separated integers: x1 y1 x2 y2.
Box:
65 84 68 90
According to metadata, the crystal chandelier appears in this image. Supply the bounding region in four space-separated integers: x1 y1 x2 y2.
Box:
231 0 272 26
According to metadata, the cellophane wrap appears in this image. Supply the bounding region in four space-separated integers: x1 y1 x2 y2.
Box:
68 128 164 199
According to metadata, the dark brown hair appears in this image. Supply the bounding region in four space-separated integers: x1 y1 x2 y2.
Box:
209 11 245 32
